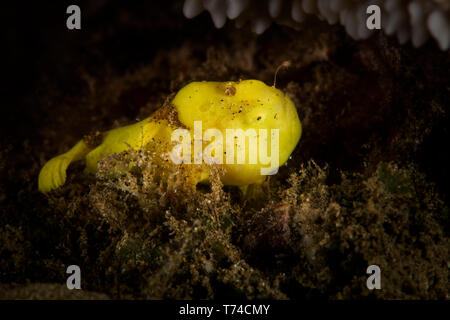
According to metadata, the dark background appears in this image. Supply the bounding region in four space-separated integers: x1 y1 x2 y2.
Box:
0 1 448 299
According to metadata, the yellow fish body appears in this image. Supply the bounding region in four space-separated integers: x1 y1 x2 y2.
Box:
38 80 301 193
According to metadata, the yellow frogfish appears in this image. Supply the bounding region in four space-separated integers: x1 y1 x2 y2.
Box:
38 80 302 193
